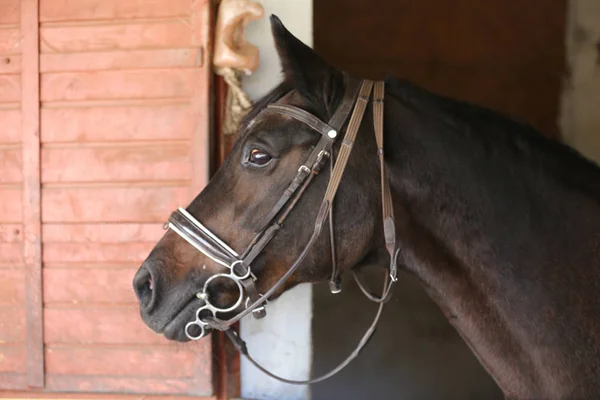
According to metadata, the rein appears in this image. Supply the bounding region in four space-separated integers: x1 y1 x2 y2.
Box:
165 76 398 384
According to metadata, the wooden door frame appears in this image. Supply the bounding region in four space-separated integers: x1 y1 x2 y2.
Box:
211 73 242 400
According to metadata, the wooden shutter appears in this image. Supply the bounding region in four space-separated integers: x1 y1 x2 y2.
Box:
0 0 29 390
0 0 214 396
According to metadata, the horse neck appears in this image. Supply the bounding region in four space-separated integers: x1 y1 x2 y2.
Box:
382 90 600 398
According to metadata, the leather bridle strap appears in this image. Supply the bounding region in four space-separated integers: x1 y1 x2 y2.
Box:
207 79 376 331
226 276 389 385
374 80 397 276
246 76 361 298
352 81 398 303
216 80 398 385
267 104 337 137
254 76 361 233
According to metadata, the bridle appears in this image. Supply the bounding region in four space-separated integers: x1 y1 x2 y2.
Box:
165 75 398 384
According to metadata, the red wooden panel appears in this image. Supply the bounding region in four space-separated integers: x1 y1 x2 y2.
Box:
0 188 22 222
0 28 20 54
0 74 20 103
0 148 22 183
22 0 44 386
41 48 201 73
43 269 139 304
42 186 189 222
0 270 24 305
40 21 198 53
41 104 193 143
0 308 25 343
0 243 23 264
28 0 212 393
0 0 20 25
0 372 26 390
40 0 192 21
43 223 163 242
41 69 195 102
0 109 21 143
44 375 208 395
0 346 26 373
0 391 211 399
46 346 199 378
0 54 21 74
0 223 22 242
44 307 170 344
41 144 191 183
43 242 155 263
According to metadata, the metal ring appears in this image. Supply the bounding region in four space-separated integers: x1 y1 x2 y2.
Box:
195 305 215 322
230 260 251 280
184 320 206 340
202 273 244 313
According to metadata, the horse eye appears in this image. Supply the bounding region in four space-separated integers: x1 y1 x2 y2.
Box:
249 149 272 166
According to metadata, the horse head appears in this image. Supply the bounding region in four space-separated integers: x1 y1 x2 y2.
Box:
133 16 387 343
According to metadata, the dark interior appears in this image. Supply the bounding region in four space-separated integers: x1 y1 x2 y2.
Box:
311 1 566 398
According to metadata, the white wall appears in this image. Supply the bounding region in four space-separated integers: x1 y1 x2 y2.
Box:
561 0 600 163
239 2 313 400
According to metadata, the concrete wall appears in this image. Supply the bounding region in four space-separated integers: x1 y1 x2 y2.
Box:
239 2 313 399
561 0 600 163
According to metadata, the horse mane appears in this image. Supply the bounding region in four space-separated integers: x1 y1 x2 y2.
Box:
385 76 600 200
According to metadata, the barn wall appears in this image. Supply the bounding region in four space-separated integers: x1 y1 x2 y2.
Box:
561 0 600 163
311 1 567 399
0 0 214 395
36 0 212 392
0 0 27 388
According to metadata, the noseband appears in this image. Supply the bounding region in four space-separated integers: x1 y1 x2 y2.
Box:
165 76 398 384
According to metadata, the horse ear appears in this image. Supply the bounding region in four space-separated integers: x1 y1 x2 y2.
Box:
269 15 342 109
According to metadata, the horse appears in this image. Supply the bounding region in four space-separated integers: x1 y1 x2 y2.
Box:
133 15 600 399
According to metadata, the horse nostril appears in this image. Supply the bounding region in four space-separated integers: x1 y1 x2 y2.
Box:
133 267 156 311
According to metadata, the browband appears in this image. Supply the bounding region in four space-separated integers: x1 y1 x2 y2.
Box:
266 104 338 138
254 75 361 232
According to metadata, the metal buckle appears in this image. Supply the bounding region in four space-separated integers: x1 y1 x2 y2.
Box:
245 296 268 309
252 305 266 313
389 248 400 282
298 165 310 174
311 150 331 174
316 150 330 163
329 279 342 294
245 296 268 319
